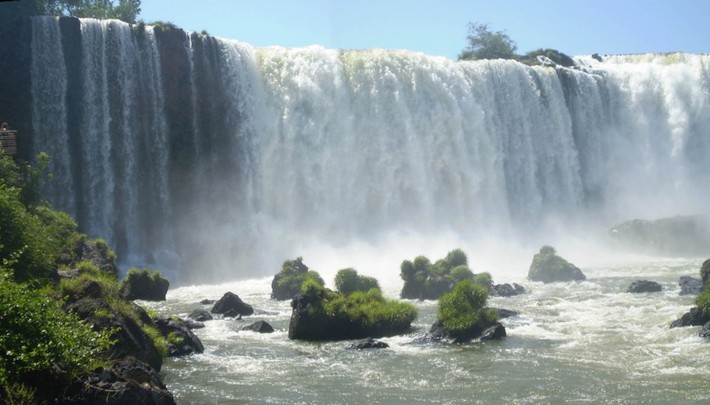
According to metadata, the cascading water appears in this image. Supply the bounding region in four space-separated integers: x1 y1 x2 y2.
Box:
27 16 710 282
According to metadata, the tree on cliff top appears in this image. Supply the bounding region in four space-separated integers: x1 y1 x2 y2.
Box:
0 0 141 24
458 22 518 61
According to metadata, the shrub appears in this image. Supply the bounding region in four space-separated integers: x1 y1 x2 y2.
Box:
458 22 517 61
472 272 493 289
334 268 380 295
0 274 112 386
696 285 710 315
437 280 491 334
272 257 325 300
400 249 483 300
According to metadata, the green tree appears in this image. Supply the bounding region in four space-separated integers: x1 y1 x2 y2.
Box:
458 22 518 61
0 0 141 24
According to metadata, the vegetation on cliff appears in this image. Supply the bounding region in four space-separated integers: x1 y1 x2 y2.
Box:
0 0 141 24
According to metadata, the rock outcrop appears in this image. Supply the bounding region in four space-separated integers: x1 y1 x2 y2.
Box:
346 337 389 350
120 270 170 301
153 317 205 357
241 320 275 333
490 283 526 297
679 276 704 295
427 319 506 344
211 291 254 317
527 246 586 283
627 280 662 293
670 307 710 328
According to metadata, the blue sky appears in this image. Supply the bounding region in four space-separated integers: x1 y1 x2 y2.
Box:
139 0 710 59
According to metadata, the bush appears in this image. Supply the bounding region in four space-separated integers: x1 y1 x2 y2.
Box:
400 249 481 299
271 257 325 300
696 285 710 315
458 23 517 61
334 268 380 295
437 280 492 334
0 273 112 386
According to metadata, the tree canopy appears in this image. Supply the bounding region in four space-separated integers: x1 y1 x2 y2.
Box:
0 0 141 24
458 23 518 61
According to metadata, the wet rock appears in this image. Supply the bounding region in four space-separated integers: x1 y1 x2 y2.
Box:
427 319 506 344
492 308 520 319
189 308 213 322
627 280 662 293
702 259 710 286
699 321 710 339
347 337 389 350
670 307 710 328
120 270 170 301
199 299 215 305
153 317 204 357
241 320 275 333
490 283 526 297
527 246 586 283
211 292 254 317
678 276 703 295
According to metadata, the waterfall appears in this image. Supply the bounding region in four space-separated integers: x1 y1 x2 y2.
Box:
26 17 710 281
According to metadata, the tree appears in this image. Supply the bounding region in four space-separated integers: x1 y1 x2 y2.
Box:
458 23 518 61
0 0 141 24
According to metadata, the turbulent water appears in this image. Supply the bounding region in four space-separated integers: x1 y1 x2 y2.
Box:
21 16 710 404
27 17 710 282
145 258 710 404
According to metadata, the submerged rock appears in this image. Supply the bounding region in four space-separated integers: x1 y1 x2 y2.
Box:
347 337 389 350
678 276 703 295
627 280 662 293
699 321 710 339
242 320 275 333
527 246 586 283
211 292 254 317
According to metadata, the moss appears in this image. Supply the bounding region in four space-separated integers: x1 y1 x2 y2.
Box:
400 248 480 300
167 331 184 346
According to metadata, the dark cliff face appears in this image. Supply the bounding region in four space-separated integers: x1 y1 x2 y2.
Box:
0 17 33 160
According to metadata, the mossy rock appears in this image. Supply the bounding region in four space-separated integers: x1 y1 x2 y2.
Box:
271 257 324 300
527 246 586 283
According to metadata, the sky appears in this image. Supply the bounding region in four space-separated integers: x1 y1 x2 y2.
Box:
139 0 710 59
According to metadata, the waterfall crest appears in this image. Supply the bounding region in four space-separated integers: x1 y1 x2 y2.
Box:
26 17 710 280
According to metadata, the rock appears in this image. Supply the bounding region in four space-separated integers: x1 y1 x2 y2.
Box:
670 307 710 328
66 298 163 372
627 280 662 293
182 319 205 330
67 357 175 405
479 323 507 341
609 215 710 257
679 276 703 295
189 308 213 322
211 292 254 317
527 246 586 283
199 299 215 305
427 319 506 344
72 236 119 277
241 320 275 333
702 259 710 286
699 321 710 339
491 283 526 297
120 270 170 301
492 308 520 319
153 317 204 357
347 337 389 350
288 288 413 341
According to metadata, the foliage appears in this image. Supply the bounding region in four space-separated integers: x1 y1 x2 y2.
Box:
334 268 380 296
125 267 161 282
323 288 417 330
472 272 493 289
2 0 142 23
400 248 479 299
696 284 710 315
0 273 112 386
458 23 517 61
437 280 493 334
272 257 325 300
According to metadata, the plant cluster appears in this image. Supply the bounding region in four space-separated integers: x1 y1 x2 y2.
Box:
271 257 325 300
696 285 710 315
457 22 574 67
436 280 497 335
400 248 491 300
297 280 416 339
334 268 379 296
